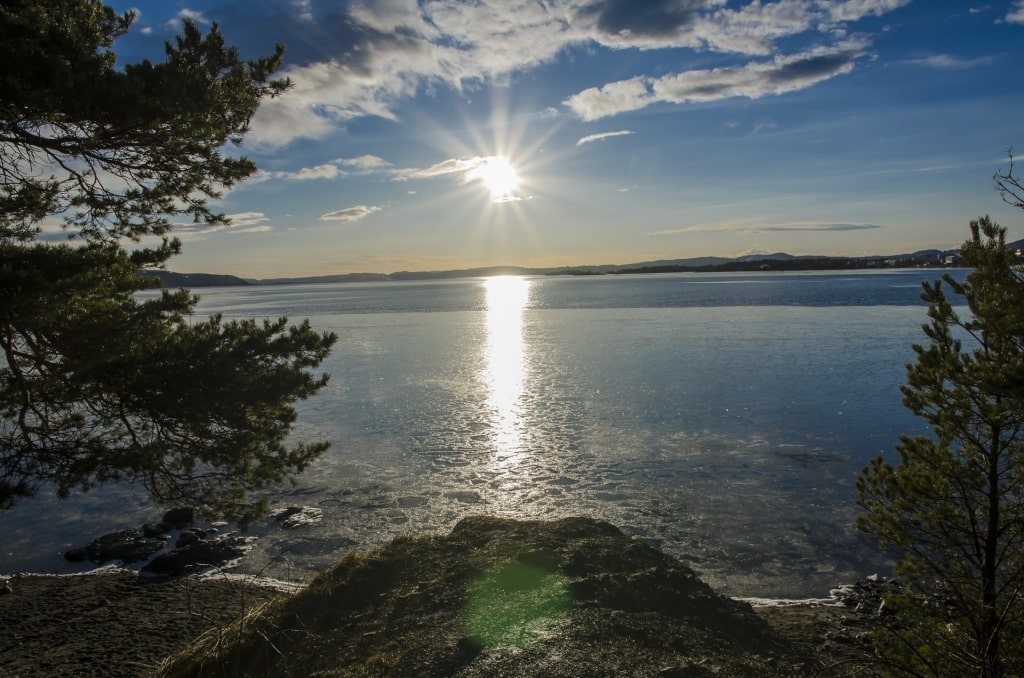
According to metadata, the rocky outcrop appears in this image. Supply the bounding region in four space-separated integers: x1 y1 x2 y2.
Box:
63 508 252 578
61 506 325 578
140 536 254 579
64 528 169 565
160 516 830 677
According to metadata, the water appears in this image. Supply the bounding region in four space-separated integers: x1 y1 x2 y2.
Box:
0 270 957 597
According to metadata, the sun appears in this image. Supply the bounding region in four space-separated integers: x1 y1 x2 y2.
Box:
470 156 521 203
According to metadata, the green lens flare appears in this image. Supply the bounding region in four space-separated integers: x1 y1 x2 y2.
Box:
466 561 573 648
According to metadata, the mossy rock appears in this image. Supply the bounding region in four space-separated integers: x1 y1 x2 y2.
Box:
160 516 822 677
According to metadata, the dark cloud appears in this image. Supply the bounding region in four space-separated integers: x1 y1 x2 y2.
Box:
582 0 709 38
767 51 859 85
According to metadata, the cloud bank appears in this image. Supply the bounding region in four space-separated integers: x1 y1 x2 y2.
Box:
565 42 867 121
241 0 912 147
1008 1 1024 24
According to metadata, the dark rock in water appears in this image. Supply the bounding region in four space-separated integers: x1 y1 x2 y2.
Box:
141 536 253 578
64 529 168 564
161 507 194 527
142 523 168 538
175 529 207 548
160 516 816 677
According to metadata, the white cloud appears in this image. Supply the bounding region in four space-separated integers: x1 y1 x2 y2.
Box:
267 156 396 181
319 205 383 222
906 54 993 69
339 155 393 170
245 1 909 145
1006 0 1024 23
293 0 313 22
825 0 912 22
576 130 635 146
226 212 270 227
167 8 210 27
228 225 273 234
564 78 650 122
168 211 270 237
402 156 490 179
565 42 867 121
287 164 345 180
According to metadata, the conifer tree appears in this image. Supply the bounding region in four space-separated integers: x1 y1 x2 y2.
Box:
857 216 1024 677
0 1 337 524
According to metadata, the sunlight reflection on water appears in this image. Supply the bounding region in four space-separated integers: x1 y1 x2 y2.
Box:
482 277 533 512
483 276 531 458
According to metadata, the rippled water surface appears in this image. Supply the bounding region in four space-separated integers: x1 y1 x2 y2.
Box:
1 270 957 597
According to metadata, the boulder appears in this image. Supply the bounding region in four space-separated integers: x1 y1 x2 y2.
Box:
64 529 168 564
161 507 195 527
174 529 207 549
140 536 254 579
142 523 168 539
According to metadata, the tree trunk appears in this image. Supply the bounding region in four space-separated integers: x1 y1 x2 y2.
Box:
981 424 1002 678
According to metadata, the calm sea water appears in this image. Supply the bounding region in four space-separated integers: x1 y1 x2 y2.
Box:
0 270 960 597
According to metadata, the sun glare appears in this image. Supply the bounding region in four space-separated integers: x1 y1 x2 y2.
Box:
470 156 521 203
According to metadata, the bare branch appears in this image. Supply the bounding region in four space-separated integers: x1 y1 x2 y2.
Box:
995 148 1024 210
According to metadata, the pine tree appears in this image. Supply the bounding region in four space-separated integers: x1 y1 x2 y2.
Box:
0 1 337 525
856 216 1024 676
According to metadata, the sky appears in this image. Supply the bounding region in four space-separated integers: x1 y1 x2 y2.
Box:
110 0 1024 278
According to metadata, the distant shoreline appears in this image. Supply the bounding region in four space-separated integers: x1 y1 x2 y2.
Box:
149 247 982 287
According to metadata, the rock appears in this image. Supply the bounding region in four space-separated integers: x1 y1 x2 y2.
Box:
0 578 11 595
140 536 255 579
175 529 206 548
271 506 323 529
161 507 195 527
160 516 813 677
830 575 903 617
64 529 167 564
142 523 167 538
274 506 303 520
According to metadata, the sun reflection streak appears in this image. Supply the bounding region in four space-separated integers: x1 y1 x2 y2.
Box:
482 276 531 465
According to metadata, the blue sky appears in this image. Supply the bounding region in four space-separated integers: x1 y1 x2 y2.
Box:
113 1 1024 278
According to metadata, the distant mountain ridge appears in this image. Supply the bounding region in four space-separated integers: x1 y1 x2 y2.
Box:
141 270 250 287
150 241 1024 287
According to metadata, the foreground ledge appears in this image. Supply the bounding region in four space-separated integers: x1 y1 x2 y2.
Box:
159 515 834 677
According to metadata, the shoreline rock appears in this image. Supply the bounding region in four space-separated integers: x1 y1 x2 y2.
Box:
55 505 319 579
160 515 857 677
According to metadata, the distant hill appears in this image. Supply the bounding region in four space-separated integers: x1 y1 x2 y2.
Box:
151 243 991 287
249 272 388 285
142 270 249 288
